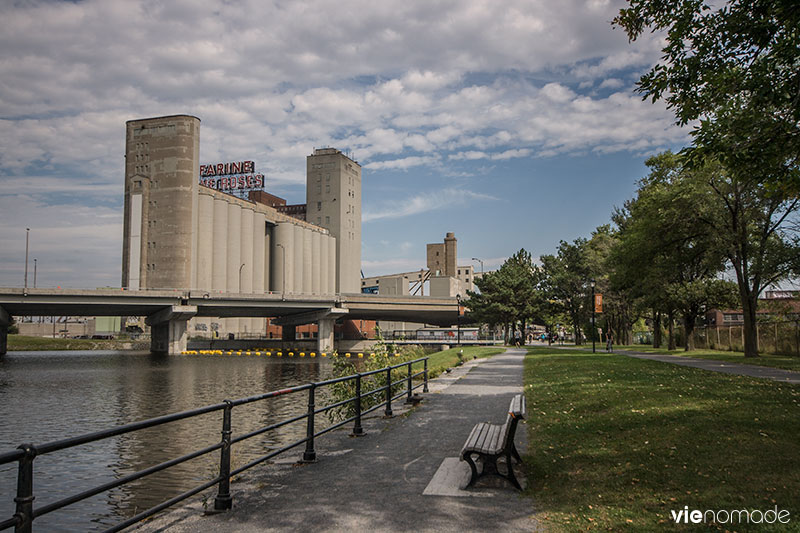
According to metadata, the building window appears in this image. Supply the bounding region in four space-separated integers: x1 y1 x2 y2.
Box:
326 184 330 193
325 216 330 224
317 201 321 211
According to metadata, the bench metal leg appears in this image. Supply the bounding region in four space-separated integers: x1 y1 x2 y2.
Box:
503 452 522 490
511 443 522 464
463 453 479 487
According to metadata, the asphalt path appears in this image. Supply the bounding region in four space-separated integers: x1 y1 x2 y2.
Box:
134 348 540 533
617 350 800 384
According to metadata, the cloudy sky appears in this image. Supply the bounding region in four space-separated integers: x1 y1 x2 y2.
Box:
0 0 689 289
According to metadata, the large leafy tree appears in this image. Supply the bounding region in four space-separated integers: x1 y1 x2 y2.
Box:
610 152 738 351
612 151 798 356
614 0 800 194
540 239 592 345
464 249 542 343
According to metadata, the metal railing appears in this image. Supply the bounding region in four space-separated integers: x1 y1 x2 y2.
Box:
0 356 430 533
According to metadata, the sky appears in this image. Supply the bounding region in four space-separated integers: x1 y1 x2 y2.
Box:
0 0 691 289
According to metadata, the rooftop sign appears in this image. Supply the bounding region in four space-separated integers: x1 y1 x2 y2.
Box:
199 160 264 194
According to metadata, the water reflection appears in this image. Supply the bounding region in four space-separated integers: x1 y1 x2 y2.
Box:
0 351 332 532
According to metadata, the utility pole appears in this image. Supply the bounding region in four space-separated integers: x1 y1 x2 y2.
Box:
24 228 30 289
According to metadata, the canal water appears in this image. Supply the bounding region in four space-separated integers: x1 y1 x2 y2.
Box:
0 350 333 532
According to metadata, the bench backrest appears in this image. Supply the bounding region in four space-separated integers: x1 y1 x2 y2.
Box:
501 394 526 451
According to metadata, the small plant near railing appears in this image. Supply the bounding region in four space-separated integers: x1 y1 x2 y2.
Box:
327 340 412 422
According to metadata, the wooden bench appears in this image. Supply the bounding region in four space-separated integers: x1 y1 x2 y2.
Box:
460 393 526 490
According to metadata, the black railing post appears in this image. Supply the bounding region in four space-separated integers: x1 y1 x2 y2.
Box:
213 400 233 512
423 358 429 393
351 373 364 436
303 385 317 462
384 367 393 417
14 444 36 533
405 362 413 403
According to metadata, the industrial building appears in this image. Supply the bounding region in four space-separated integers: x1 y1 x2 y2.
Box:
121 115 362 338
360 233 477 297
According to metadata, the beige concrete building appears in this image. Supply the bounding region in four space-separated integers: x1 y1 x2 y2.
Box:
427 232 457 277
122 115 356 339
306 148 362 294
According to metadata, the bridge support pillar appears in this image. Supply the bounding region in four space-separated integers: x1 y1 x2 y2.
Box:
146 306 197 355
0 306 9 356
281 325 296 342
317 318 335 354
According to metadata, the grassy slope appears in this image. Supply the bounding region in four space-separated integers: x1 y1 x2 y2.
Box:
524 346 800 532
405 345 506 379
6 334 147 351
615 345 800 372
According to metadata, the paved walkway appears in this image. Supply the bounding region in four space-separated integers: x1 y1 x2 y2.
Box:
135 348 539 533
618 350 800 384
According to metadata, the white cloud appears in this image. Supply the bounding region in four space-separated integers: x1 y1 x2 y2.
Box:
0 0 688 287
363 188 499 221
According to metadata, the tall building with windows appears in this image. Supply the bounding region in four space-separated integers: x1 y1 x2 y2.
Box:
306 148 362 294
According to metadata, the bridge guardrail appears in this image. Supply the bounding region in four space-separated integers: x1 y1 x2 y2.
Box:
0 356 430 533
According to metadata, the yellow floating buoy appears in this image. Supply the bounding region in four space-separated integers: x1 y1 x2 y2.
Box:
277 351 283 357
345 352 351 358
321 352 327 357
357 353 363 358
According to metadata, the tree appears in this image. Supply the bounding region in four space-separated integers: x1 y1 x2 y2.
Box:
615 1 800 355
697 160 800 356
541 239 592 345
464 249 541 343
609 152 738 351
614 0 800 194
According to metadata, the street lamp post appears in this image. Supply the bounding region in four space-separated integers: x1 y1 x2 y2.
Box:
33 259 37 289
238 263 245 293
471 257 484 275
456 294 462 345
591 279 596 353
24 228 30 289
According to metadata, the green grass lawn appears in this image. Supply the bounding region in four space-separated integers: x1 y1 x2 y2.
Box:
404 345 505 379
524 346 800 531
615 344 800 372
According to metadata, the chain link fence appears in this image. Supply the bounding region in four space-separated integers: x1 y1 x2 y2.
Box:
691 321 800 356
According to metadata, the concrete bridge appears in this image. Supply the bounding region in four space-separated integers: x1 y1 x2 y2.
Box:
0 288 459 355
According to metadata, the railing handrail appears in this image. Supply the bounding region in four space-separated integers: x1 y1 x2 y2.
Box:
1 355 430 533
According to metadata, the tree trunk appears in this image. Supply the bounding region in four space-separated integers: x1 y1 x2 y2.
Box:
683 314 695 351
653 310 662 348
741 294 759 357
667 310 676 350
